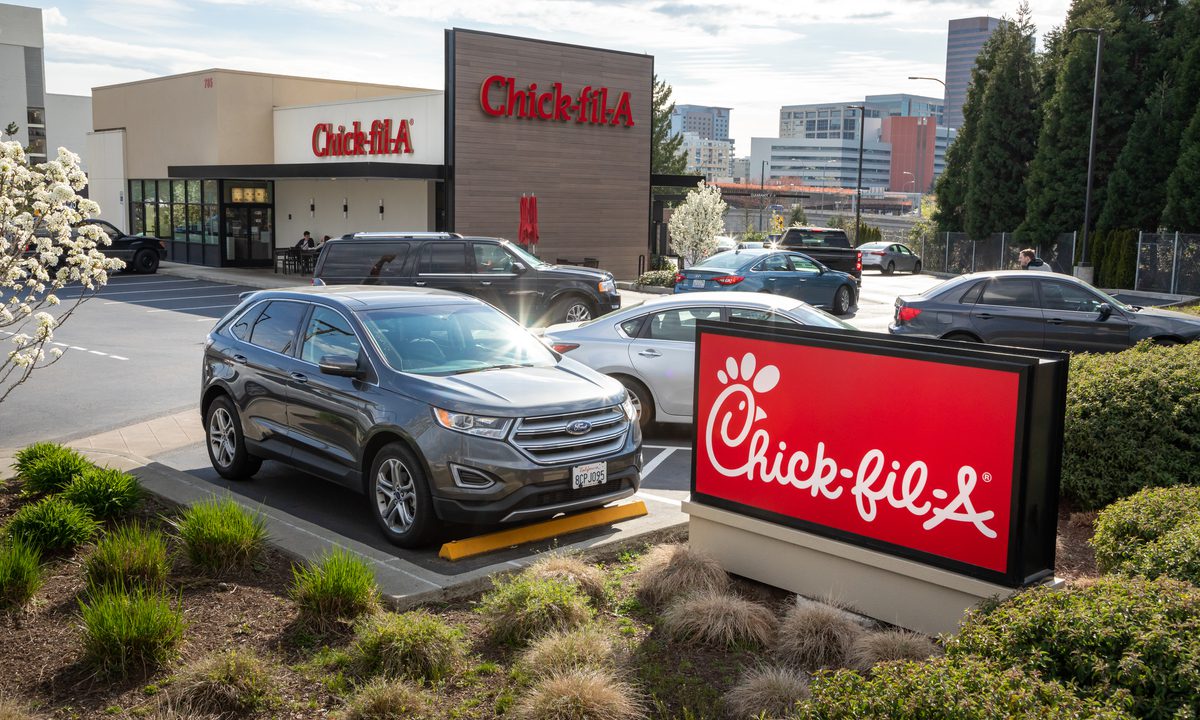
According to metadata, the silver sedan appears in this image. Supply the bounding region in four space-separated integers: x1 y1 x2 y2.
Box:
859 241 922 275
542 292 853 429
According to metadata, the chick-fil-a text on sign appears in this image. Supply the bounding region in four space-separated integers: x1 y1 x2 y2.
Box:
694 334 1019 573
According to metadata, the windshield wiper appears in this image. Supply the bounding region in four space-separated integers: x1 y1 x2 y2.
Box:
452 363 533 375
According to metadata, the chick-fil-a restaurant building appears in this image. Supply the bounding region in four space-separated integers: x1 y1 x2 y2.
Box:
85 29 655 278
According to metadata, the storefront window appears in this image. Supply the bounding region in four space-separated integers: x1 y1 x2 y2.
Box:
131 180 143 204
157 204 172 240
157 181 170 205
143 180 156 203
171 180 186 205
226 181 272 204
143 203 157 236
202 180 218 205
131 203 145 235
203 204 218 245
186 180 200 204
173 203 187 241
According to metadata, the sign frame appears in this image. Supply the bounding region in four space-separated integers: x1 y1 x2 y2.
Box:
689 320 1068 588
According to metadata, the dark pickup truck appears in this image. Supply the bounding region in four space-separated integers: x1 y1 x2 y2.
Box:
777 227 862 283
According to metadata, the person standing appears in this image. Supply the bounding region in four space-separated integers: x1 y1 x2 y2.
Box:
1018 248 1053 272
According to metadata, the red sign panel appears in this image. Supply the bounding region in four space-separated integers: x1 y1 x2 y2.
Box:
695 334 1020 573
479 75 635 127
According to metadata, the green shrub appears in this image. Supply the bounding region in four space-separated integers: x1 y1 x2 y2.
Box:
792 655 1132 719
291 548 379 632
342 677 430 720
61 467 143 519
660 590 776 649
349 610 466 682
635 269 677 288
1062 342 1200 509
518 624 619 676
946 576 1200 719
6 496 99 552
84 523 170 590
477 574 594 646
11 441 68 478
18 445 93 494
169 648 277 714
514 668 643 720
80 585 185 678
0 539 42 611
1091 485 1200 584
173 497 267 574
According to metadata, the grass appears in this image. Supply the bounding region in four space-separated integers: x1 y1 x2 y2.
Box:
342 677 431 720
476 574 595 646
724 665 810 719
84 523 171 590
167 648 277 714
79 585 186 679
773 601 864 671
0 698 35 720
0 539 42 612
14 444 93 494
848 630 941 672
524 553 609 607
518 624 620 676
659 590 776 649
173 497 267 574
514 668 643 720
5 496 100 552
633 543 729 608
60 467 143 519
349 610 466 682
1175 301 1200 316
290 548 379 632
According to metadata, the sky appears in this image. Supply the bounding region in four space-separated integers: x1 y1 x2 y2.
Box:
26 0 1072 151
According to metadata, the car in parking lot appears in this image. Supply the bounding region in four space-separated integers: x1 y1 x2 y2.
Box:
312 232 621 325
541 292 854 428
673 248 859 315
890 270 1200 352
36 219 166 273
201 286 641 547
858 241 922 275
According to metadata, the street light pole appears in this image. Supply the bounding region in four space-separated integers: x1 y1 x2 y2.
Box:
848 105 866 244
759 160 767 233
1072 27 1104 282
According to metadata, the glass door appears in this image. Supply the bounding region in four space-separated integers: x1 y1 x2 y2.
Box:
222 206 274 266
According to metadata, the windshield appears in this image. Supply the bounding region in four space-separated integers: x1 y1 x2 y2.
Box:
359 304 556 375
503 241 548 269
858 242 888 249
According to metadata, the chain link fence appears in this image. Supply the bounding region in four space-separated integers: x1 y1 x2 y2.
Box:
1135 233 1200 296
916 232 1077 275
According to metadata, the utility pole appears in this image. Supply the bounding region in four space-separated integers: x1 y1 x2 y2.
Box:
1072 27 1104 283
848 105 866 244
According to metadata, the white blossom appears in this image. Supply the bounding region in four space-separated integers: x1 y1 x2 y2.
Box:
668 181 729 267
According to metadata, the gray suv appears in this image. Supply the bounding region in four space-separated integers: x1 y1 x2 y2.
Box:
201 286 642 547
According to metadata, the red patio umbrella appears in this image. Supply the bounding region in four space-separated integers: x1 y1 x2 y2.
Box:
526 195 539 253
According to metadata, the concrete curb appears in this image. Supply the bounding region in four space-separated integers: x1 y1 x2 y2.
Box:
158 262 297 291
616 281 672 295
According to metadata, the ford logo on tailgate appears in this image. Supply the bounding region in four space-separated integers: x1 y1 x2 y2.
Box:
566 420 592 436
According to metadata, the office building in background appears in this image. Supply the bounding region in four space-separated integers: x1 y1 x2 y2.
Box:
669 104 732 143
945 16 1002 129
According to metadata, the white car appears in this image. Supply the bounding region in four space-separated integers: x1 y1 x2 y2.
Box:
542 292 853 429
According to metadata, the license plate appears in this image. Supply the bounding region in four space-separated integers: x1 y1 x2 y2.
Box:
572 461 607 489
691 279 705 288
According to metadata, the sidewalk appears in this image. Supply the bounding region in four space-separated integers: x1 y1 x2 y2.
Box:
159 261 304 290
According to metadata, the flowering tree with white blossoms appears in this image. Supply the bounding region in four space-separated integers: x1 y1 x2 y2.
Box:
667 181 727 267
0 141 122 403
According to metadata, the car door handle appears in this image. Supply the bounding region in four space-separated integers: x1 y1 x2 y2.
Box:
480 281 492 286
637 349 662 358
976 313 994 320
1046 318 1065 325
232 354 248 365
290 372 308 384
413 280 426 286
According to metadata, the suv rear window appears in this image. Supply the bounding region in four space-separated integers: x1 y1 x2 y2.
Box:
317 242 409 282
781 229 851 248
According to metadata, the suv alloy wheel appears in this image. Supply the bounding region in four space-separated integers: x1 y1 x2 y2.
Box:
368 442 434 547
204 396 262 480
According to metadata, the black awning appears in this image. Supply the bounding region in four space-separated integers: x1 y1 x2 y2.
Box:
651 173 705 187
167 162 445 180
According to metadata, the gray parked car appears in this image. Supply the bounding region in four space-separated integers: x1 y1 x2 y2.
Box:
201 286 641 548
859 241 921 275
890 271 1200 352
541 292 854 428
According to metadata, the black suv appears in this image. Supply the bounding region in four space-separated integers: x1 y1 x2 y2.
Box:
311 233 621 325
80 219 165 273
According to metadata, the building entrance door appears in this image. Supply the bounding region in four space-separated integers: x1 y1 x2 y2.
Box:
223 206 274 266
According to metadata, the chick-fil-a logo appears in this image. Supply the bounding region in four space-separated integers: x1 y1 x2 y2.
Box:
704 353 997 540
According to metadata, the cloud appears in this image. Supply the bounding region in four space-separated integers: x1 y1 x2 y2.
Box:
43 7 68 27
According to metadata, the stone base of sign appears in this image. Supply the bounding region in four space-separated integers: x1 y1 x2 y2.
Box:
683 501 1063 637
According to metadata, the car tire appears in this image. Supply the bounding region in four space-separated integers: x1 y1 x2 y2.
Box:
832 285 853 316
912 261 922 275
884 261 895 276
944 332 981 343
204 395 262 480
1152 336 1182 346
368 442 435 548
553 296 596 324
616 376 654 432
132 249 160 274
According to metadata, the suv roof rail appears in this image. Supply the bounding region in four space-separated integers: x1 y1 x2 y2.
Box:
349 232 463 239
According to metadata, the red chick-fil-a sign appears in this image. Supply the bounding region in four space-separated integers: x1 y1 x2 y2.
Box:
479 75 635 127
311 119 414 158
693 331 1038 577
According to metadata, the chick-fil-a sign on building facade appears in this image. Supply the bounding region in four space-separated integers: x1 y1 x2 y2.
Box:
691 323 1067 587
479 75 635 127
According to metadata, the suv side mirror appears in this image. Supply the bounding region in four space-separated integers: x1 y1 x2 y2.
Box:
319 355 361 378
1097 303 1112 321
512 261 527 273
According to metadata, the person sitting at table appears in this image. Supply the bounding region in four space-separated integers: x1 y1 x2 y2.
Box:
295 231 316 250
321 235 331 245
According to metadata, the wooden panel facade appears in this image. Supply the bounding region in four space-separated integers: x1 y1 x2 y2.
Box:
449 30 652 279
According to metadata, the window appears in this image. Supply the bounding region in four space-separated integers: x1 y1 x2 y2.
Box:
473 243 515 273
248 301 307 355
321 242 410 282
229 303 263 341
729 308 798 326
644 307 722 343
789 255 820 273
620 317 645 337
979 278 1039 308
26 107 44 125
301 306 362 364
957 281 985 305
1041 281 1106 313
418 242 468 274
754 254 791 272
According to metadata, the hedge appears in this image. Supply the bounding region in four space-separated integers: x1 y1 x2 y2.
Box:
1091 486 1200 585
946 577 1200 719
1062 341 1200 510
635 270 676 288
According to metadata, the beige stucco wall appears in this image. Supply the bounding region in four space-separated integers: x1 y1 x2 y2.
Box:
274 179 432 250
91 69 433 178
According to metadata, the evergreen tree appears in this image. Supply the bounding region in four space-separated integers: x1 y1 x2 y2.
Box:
933 40 997 232
964 4 1040 240
651 75 685 176
1162 100 1200 231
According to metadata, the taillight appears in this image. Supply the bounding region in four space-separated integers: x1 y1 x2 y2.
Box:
551 343 579 353
898 306 922 323
713 275 745 286
674 273 685 284
870 251 886 256
856 251 863 272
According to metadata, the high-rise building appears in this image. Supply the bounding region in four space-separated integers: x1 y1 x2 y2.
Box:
681 131 733 181
669 105 732 143
945 16 1003 130
865 94 944 126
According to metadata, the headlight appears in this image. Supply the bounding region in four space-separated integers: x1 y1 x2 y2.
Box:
598 278 616 294
433 408 512 439
621 393 638 422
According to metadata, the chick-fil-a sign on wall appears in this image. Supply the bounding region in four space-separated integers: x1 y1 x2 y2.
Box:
694 333 1023 575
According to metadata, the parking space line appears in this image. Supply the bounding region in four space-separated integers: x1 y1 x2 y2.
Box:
147 303 237 314
99 283 236 300
120 292 244 305
642 447 678 478
636 490 684 507
643 443 692 450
